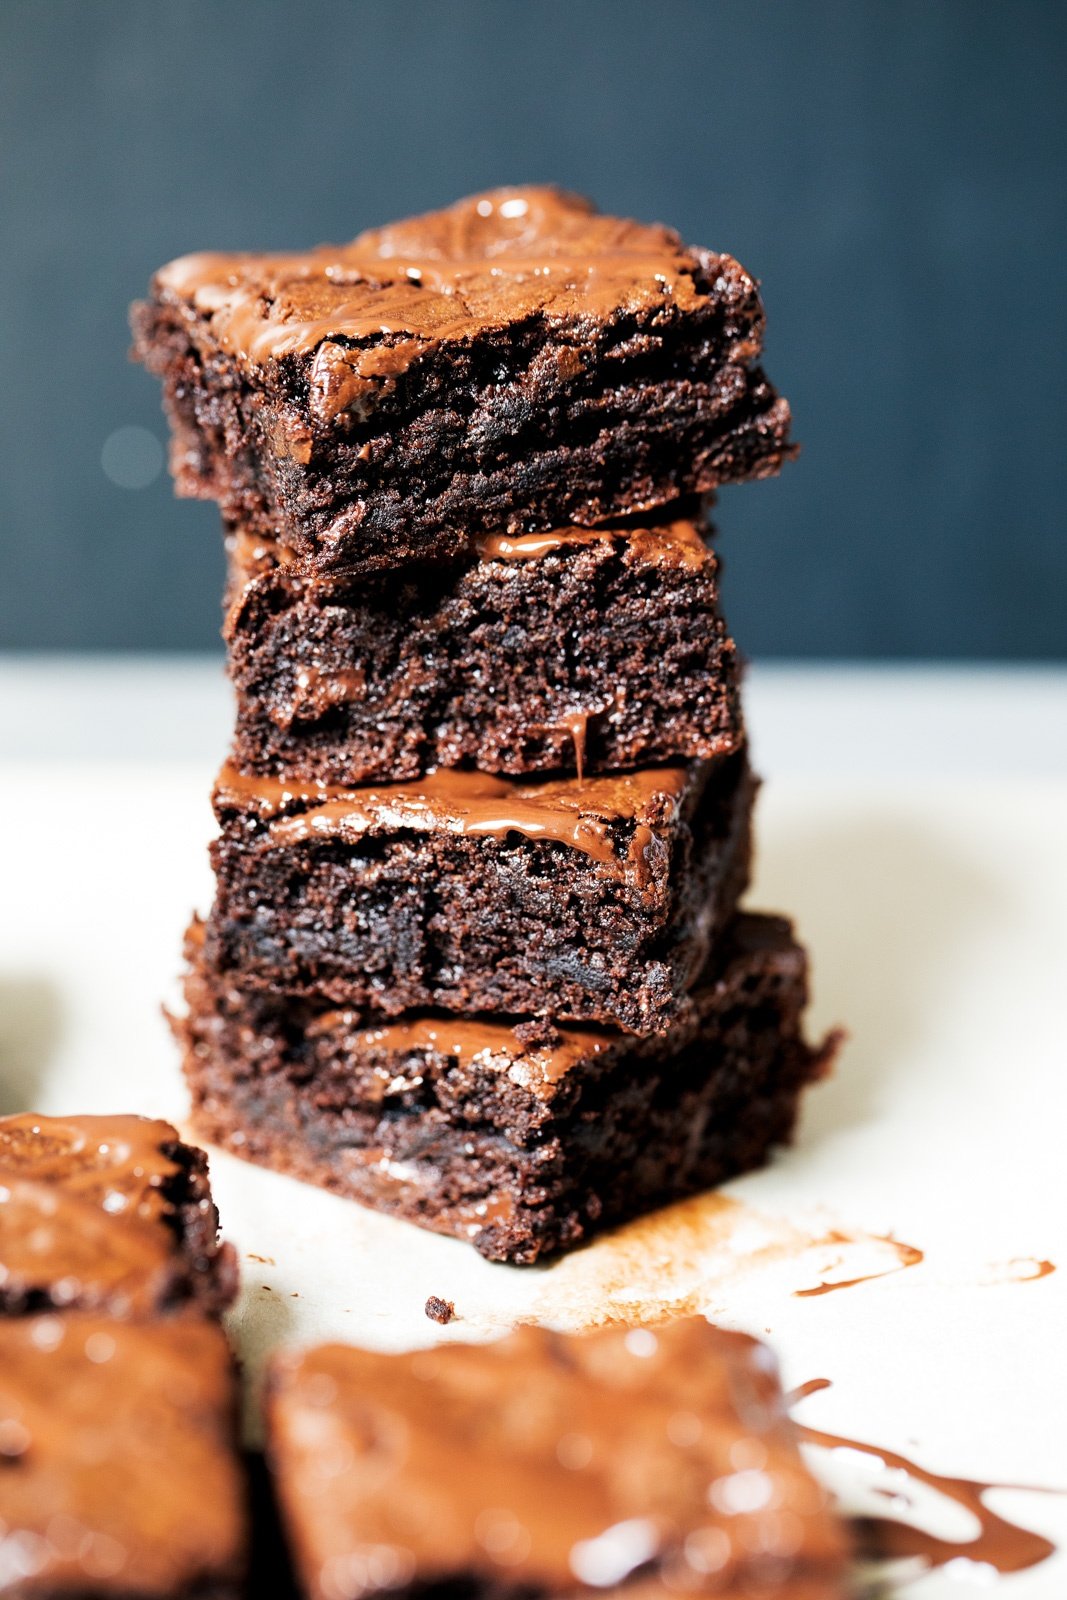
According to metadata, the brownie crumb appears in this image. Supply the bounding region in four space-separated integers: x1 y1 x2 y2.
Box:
425 1295 456 1325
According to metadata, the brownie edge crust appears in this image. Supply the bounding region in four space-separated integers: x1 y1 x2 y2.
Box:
176 913 835 1264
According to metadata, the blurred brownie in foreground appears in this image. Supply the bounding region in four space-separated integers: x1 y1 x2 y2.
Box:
0 1312 246 1599
205 753 754 1036
224 517 743 785
266 1319 848 1600
177 914 832 1264
0 1113 237 1317
132 186 794 574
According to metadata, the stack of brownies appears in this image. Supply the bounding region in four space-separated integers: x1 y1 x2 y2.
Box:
133 186 832 1264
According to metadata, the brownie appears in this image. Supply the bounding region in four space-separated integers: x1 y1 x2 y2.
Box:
176 914 833 1264
205 750 754 1036
266 1319 848 1600
223 516 744 785
132 186 794 574
0 1113 237 1318
0 1311 246 1599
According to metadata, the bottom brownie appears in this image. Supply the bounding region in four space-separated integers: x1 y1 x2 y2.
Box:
176 914 835 1265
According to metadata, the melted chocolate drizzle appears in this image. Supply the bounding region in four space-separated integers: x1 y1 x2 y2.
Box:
154 187 754 400
476 518 709 572
792 1379 1061 1578
214 760 691 886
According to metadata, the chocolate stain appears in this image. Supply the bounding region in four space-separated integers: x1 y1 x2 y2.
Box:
984 1256 1056 1285
793 1232 924 1298
792 1379 1061 1578
512 1191 929 1335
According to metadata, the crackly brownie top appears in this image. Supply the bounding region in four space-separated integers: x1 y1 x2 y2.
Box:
0 1113 194 1314
214 760 696 886
0 1312 243 1594
269 1320 846 1600
153 186 761 396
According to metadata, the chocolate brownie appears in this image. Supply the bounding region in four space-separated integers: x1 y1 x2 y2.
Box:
176 914 832 1264
0 1311 246 1599
132 186 794 574
224 517 743 785
205 751 754 1036
0 1113 237 1317
266 1319 848 1600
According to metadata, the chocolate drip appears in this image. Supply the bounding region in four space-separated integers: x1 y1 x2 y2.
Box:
984 1256 1057 1284
793 1379 1060 1578
560 711 590 783
793 1232 923 1298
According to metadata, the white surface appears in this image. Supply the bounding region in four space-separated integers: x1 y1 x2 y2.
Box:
2 659 1066 1597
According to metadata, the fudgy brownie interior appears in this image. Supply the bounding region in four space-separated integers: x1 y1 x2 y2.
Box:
205 752 755 1035
224 517 744 784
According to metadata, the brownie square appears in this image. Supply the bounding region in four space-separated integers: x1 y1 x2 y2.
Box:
223 516 744 785
176 913 832 1264
205 751 754 1036
0 1311 246 1599
266 1319 848 1600
0 1113 237 1317
132 186 794 574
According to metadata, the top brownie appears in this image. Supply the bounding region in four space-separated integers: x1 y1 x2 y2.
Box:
132 186 794 573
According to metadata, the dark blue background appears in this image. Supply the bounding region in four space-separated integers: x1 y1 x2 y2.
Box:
2 0 1064 655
